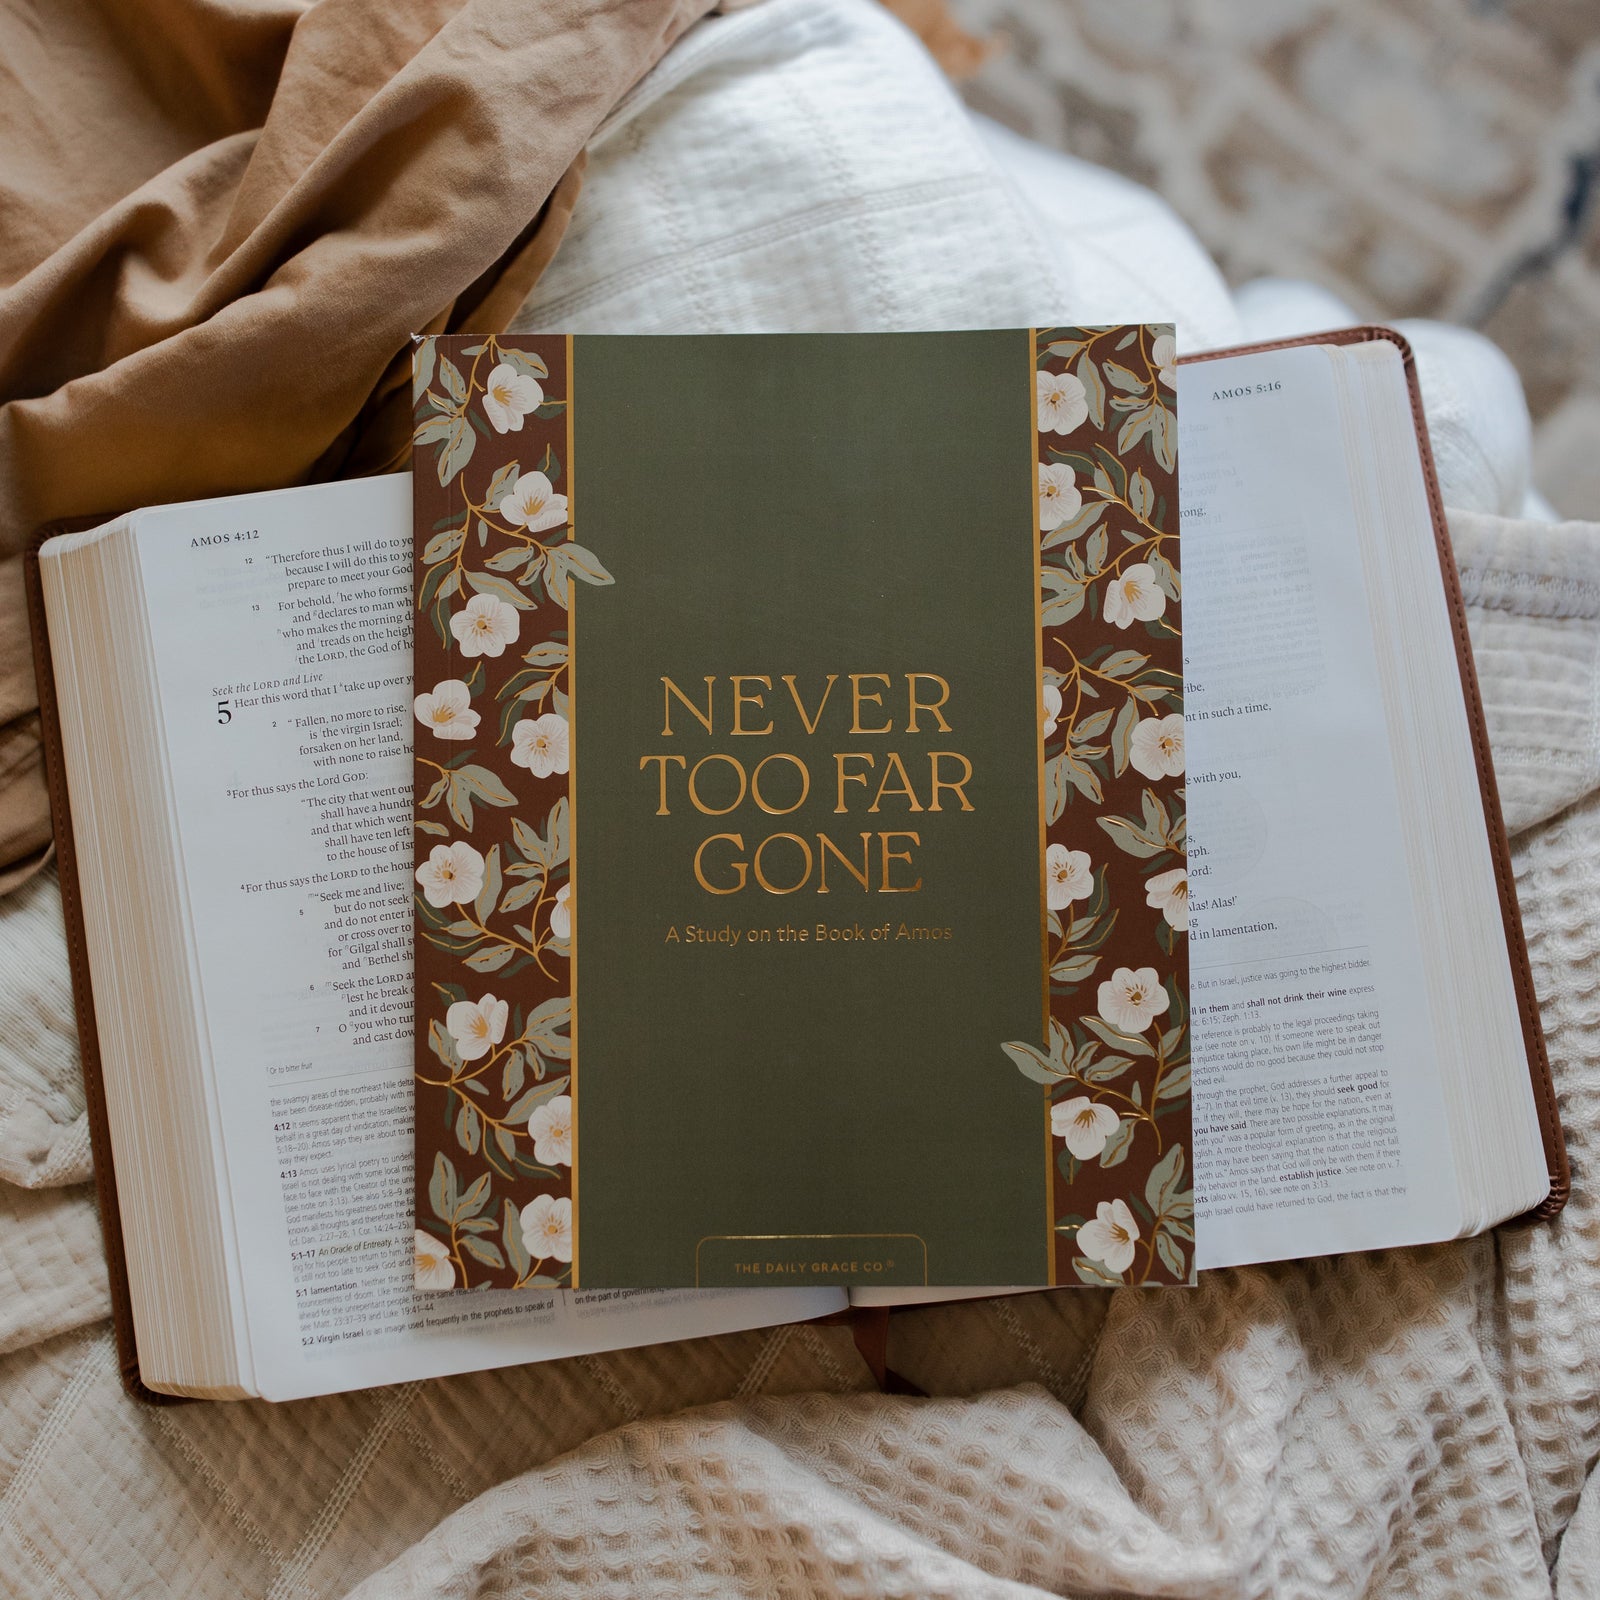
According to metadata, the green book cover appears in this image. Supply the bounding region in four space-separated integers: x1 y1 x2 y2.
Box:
410 329 1191 1291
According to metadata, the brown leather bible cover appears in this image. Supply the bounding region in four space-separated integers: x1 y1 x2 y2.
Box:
22 325 1568 1406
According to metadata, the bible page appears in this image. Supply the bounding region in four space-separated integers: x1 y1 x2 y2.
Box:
134 476 842 1402
1177 346 1464 1268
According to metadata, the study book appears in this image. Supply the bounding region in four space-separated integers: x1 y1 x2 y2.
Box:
26 325 1563 1400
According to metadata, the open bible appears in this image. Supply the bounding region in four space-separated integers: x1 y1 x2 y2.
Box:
26 326 1564 1398
857 327 1568 1310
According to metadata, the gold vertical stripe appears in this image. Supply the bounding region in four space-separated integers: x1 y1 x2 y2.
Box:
1028 328 1056 1287
566 332 580 1289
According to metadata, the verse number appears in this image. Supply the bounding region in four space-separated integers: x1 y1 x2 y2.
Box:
216 700 232 725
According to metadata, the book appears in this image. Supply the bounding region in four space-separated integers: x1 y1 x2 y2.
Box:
27 324 1564 1399
408 329 1190 1294
28 476 842 1402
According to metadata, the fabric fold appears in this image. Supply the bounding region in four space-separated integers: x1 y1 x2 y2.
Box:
0 0 719 889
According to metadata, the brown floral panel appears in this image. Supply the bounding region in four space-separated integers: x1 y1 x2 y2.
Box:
411 327 1189 1292
411 334 595 1291
1005 325 1193 1287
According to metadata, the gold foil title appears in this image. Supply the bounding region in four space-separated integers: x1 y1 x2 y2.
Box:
639 673 975 895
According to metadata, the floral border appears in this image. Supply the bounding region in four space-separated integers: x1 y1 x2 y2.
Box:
1003 325 1194 1288
410 334 612 1291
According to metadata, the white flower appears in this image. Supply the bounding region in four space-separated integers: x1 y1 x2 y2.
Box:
1129 713 1184 779
414 1230 455 1290
450 593 521 658
1144 867 1189 932
527 1094 573 1167
413 679 479 741
1037 369 1089 435
1102 563 1167 629
1078 1198 1140 1274
1042 680 1062 741
549 881 571 940
446 993 509 1062
500 470 568 533
1097 966 1171 1034
1037 463 1081 532
511 712 570 777
482 362 543 433
1046 843 1093 909
1051 1096 1121 1161
520 1194 573 1264
415 840 486 907
1151 332 1177 389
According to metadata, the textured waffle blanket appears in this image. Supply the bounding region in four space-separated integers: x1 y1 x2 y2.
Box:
3 1 1599 1594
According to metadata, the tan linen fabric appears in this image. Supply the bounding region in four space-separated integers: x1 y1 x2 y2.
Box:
0 0 718 890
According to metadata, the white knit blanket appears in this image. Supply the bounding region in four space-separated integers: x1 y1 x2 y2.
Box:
1 505 1596 1599
4 4 1599 1593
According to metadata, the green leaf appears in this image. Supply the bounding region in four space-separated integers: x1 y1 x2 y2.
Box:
1103 360 1144 394
523 640 569 668
512 814 550 866
502 1047 526 1101
464 943 515 973
454 1102 481 1155
1000 1040 1063 1084
474 844 502 925
1086 526 1108 574
504 1198 531 1278
412 338 438 406
1081 1015 1154 1057
1155 1229 1186 1280
500 347 549 382
506 1073 570 1125
1044 755 1069 826
422 525 465 564
465 568 536 611
457 764 518 809
428 1152 458 1226
498 877 543 914
1141 788 1171 839
457 1172 492 1220
413 417 455 448
1129 469 1155 522
543 543 615 609
1148 548 1181 602
1151 403 1176 473
437 415 476 486
1063 745 1103 804
1146 1143 1187 1216
438 356 467 405
484 545 531 572
1081 1050 1133 1084
1041 498 1106 552
484 461 521 511
1117 406 1156 458
1076 351 1106 430
1097 814 1165 860
1040 567 1085 625
1110 697 1140 777
427 1018 462 1073
1073 707 1113 742
1098 1115 1137 1167
1156 1059 1190 1102
1072 1256 1124 1287
526 994 573 1059
1050 953 1101 984
538 442 561 484
462 1235 506 1269
415 817 448 837
533 400 567 418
